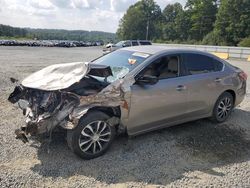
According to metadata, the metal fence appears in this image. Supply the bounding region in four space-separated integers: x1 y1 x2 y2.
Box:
154 43 250 60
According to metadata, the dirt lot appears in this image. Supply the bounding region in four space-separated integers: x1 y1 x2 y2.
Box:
0 46 250 187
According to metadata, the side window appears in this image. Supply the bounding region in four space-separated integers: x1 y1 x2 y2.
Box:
183 53 223 75
123 41 131 47
132 41 139 46
214 59 224 71
141 55 180 80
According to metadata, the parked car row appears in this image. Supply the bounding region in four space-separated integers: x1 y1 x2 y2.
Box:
0 40 104 47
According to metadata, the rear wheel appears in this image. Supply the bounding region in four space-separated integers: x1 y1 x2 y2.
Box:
67 111 116 159
212 92 234 123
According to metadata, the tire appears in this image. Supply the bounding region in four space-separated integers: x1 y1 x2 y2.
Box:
67 111 116 160
211 92 234 123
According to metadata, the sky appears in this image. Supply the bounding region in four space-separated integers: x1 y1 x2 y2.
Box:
0 0 186 33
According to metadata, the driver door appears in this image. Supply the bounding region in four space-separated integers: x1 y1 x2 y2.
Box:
126 54 189 135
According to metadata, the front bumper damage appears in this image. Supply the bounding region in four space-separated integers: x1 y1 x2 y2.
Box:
8 62 135 143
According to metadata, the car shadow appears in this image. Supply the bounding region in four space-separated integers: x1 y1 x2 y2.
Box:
31 108 250 185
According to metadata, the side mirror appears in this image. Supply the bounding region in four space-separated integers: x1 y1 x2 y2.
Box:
137 75 158 85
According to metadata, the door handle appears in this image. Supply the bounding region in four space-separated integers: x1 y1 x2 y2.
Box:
176 85 186 91
214 78 222 82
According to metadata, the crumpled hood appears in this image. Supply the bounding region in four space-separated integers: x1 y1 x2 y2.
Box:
21 62 112 91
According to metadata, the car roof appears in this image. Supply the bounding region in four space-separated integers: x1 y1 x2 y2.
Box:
121 45 207 55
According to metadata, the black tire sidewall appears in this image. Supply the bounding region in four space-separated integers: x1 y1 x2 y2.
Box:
213 92 234 123
67 111 116 160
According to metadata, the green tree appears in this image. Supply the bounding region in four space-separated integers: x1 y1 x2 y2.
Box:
163 3 183 23
213 0 250 46
116 0 163 40
162 3 184 41
185 0 218 41
175 11 192 41
238 37 250 47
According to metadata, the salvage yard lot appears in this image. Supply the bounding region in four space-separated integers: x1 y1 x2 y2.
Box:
0 46 250 187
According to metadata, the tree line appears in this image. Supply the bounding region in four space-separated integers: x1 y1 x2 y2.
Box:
117 0 250 47
0 24 27 38
0 24 116 42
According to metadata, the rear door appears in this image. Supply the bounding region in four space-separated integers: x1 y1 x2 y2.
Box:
182 53 224 117
127 54 189 135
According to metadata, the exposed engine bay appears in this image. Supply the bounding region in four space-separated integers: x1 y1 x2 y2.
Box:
8 62 134 143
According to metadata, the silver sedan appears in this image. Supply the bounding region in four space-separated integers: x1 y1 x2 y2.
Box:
9 46 247 159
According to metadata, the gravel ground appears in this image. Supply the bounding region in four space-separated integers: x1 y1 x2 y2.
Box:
0 46 250 188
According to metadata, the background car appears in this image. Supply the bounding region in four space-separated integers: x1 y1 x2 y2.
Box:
102 40 152 54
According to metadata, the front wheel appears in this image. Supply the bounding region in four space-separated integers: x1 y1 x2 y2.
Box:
212 92 234 123
67 111 116 159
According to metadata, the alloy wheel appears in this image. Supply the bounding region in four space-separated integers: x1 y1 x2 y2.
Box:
78 121 111 155
217 97 232 120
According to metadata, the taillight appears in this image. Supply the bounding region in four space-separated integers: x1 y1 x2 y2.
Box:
239 71 248 81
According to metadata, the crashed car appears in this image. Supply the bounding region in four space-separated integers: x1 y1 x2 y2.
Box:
9 46 247 159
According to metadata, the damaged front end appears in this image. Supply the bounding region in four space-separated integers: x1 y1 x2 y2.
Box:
8 62 134 143
9 87 80 143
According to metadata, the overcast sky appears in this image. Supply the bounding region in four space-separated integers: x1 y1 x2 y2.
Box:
0 0 186 33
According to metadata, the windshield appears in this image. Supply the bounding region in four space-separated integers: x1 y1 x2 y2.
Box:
91 50 150 83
